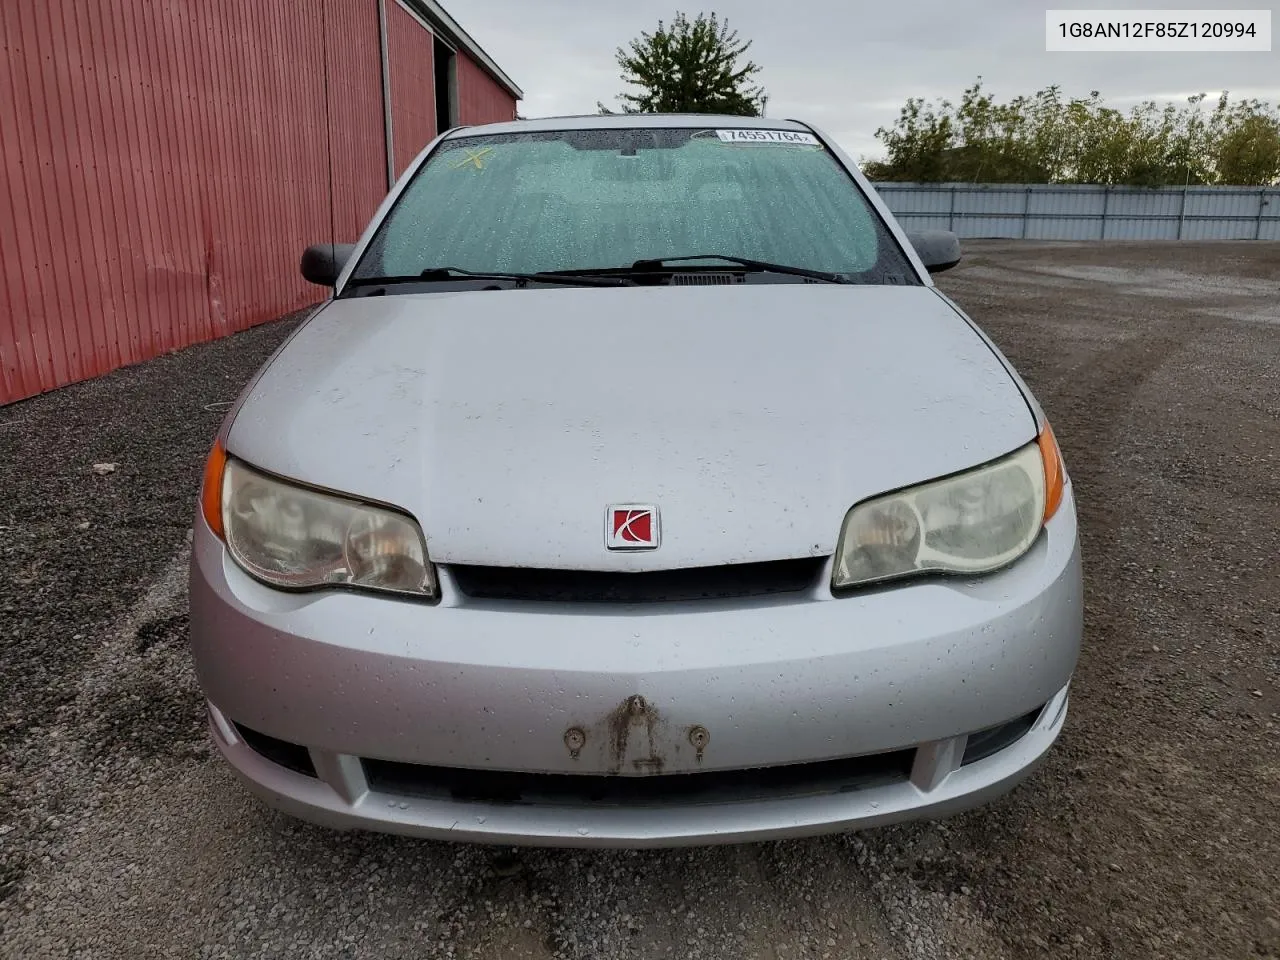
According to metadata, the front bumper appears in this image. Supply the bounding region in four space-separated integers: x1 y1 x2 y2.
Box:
190 490 1083 846
207 686 1068 847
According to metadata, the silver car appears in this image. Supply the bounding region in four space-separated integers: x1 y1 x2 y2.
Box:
190 114 1082 847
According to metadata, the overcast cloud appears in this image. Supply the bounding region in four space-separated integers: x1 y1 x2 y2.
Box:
455 0 1279 159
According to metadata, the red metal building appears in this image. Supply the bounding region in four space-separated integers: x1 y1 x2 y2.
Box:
0 0 521 405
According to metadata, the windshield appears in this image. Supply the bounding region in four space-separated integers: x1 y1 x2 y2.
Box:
350 127 919 285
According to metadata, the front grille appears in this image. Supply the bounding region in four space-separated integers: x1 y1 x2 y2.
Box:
448 557 827 603
233 723 317 777
363 749 915 807
960 706 1043 765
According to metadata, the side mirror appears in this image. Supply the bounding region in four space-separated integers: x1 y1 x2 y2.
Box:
300 243 357 287
906 231 962 274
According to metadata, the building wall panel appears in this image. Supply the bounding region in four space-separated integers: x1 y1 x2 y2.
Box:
874 182 1280 242
388 2 435 177
2 0 517 405
1 0 390 405
326 0 391 240
457 49 518 125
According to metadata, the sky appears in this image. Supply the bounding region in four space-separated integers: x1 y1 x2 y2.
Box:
452 0 1280 160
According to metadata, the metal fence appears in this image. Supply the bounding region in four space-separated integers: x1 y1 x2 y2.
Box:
871 182 1280 241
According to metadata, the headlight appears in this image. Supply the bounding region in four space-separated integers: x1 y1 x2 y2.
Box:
216 457 436 598
832 440 1053 590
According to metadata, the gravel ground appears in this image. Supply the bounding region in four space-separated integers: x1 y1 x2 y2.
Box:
1 242 1278 959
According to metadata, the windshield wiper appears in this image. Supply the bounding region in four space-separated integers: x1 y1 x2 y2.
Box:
627 255 850 284
345 267 633 289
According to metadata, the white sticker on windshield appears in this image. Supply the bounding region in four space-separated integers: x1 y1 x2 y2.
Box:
715 129 820 146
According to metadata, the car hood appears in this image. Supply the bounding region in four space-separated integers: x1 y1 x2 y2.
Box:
228 284 1035 570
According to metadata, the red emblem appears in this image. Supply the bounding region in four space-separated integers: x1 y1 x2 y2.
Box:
606 505 660 550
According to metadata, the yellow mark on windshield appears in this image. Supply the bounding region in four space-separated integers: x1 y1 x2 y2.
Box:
451 147 495 171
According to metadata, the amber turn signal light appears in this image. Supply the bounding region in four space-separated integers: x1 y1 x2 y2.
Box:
201 438 227 539
1038 423 1065 522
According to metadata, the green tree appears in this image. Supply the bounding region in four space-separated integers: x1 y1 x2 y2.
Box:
601 12 765 116
866 79 1280 186
1211 99 1280 185
861 97 955 181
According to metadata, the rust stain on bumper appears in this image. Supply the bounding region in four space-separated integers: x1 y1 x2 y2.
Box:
605 694 665 774
565 697 710 774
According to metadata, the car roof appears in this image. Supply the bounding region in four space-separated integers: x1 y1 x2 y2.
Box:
442 114 815 139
